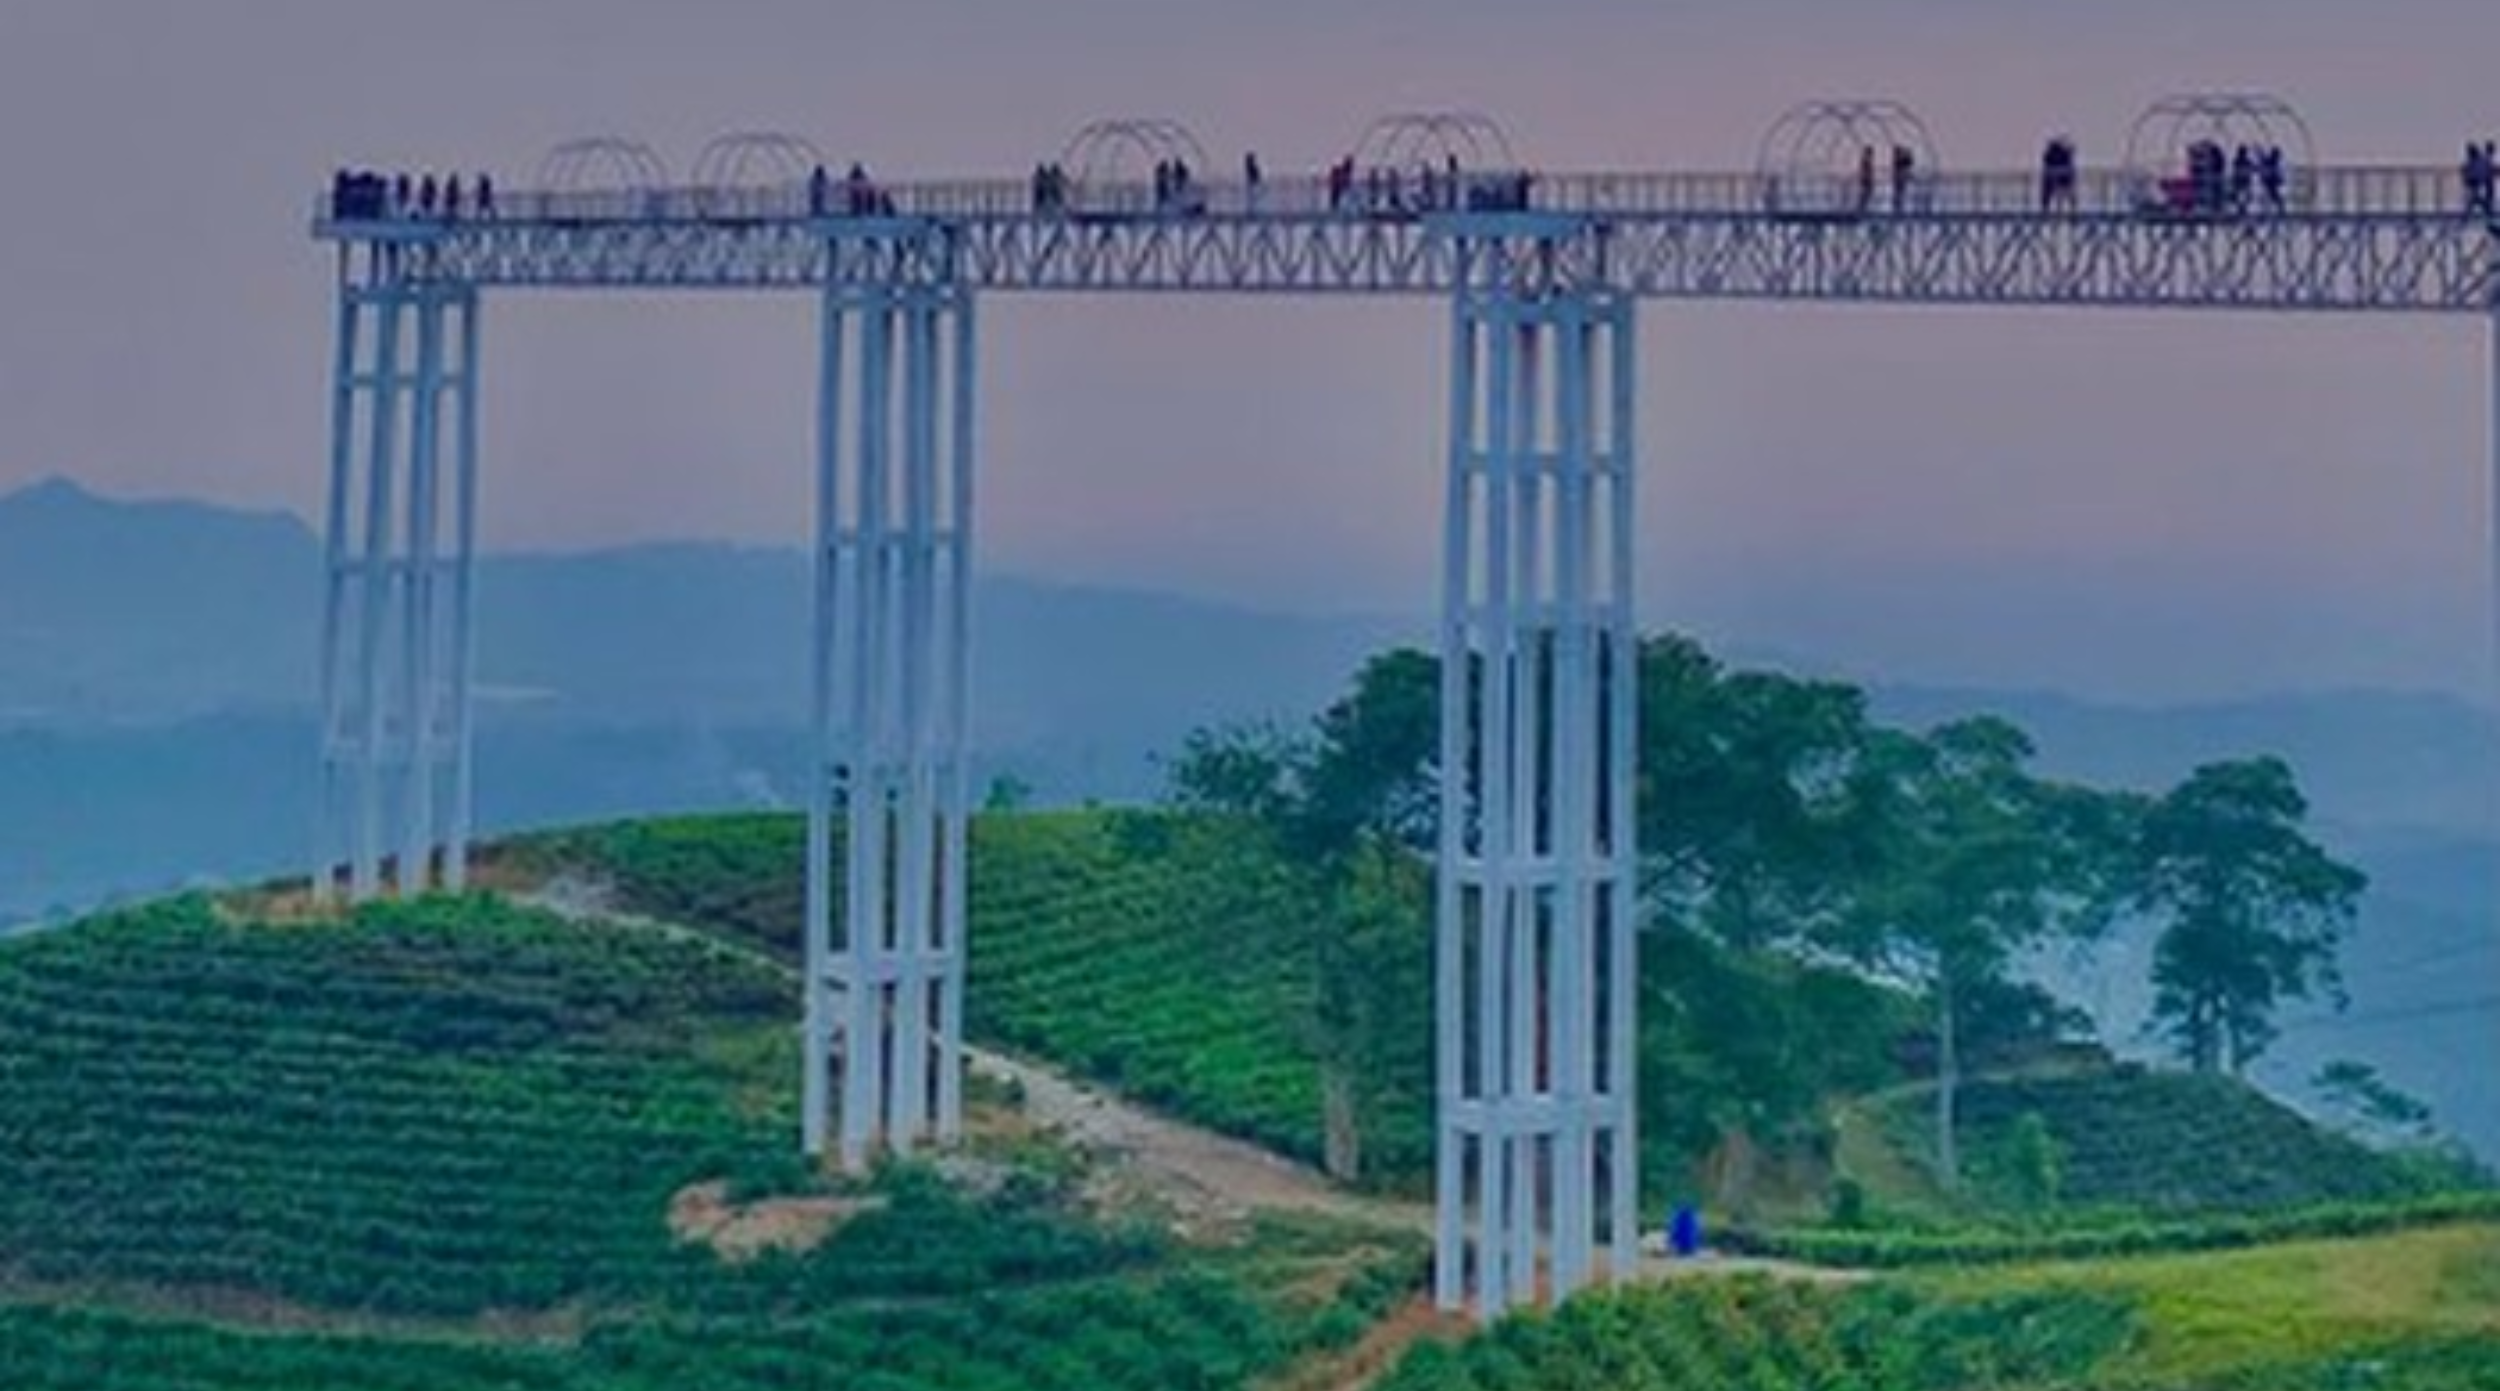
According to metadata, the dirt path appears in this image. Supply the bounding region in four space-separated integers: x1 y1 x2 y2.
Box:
516 876 1862 1319
516 877 1426 1236
969 1047 1427 1234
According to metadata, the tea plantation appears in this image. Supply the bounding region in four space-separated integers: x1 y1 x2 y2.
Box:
0 893 1412 1389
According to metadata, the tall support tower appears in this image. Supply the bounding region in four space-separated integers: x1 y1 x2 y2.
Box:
802 232 977 1169
1435 224 1640 1317
316 244 483 903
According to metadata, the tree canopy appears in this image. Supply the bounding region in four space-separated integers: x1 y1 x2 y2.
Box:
2131 757 2364 1075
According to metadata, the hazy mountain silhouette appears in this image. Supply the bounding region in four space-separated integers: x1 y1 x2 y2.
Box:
1 478 2489 1155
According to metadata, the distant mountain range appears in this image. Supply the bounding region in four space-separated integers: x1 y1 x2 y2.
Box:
1 476 2491 1157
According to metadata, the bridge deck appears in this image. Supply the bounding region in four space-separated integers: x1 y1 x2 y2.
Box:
317 164 2500 312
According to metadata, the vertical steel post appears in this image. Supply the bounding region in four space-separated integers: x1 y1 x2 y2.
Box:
892 296 938 1145
1433 287 1475 1311
315 259 364 905
1502 313 1540 1314
1551 299 1593 1299
806 239 975 1169
1475 289 1517 1318
1438 226 1638 1320
443 292 483 892
936 290 975 1142
1605 296 1640 1276
316 254 479 905
351 288 404 900
839 295 892 1172
399 294 446 893
804 280 845 1159
2486 305 2500 990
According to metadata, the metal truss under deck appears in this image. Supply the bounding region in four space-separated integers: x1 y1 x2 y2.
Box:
322 172 2500 313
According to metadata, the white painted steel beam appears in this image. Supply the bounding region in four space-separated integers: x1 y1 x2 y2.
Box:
1436 239 1637 1319
803 244 975 1171
317 246 479 903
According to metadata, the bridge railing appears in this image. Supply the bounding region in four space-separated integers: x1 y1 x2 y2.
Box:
318 163 2491 231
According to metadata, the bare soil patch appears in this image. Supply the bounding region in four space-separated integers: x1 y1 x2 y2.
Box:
667 1181 878 1263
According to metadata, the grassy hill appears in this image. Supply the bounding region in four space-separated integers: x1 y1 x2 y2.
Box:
0 892 1412 1389
1855 1068 2445 1221
511 809 2458 1229
1379 1222 2500 1390
5 808 2486 1388
508 810 1356 1171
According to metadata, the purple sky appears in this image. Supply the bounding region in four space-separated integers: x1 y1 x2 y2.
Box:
2 0 2497 699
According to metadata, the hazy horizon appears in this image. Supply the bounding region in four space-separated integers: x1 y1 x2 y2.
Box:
6 0 2500 701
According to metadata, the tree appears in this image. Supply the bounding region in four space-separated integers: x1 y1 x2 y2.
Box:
981 773 1034 813
1836 717 2122 1191
1161 720 1310 825
2133 758 2364 1075
1999 1110 2065 1211
1638 634 1878 951
2310 1060 2434 1145
1300 649 1442 857
1310 842 1433 1180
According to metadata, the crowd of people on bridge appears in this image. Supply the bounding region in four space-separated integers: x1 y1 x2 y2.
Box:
1016 149 1531 220
2023 137 2289 217
2164 141 2289 215
331 169 495 223
807 163 893 217
1324 154 1533 215
334 129 2500 230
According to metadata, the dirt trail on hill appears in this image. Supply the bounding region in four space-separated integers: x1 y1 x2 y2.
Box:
515 876 1855 1289
969 1048 1428 1233
516 877 1424 1234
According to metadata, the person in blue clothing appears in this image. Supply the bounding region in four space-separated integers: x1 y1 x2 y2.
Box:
1668 1203 1704 1258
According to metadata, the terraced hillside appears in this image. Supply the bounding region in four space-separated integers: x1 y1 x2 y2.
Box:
515 809 2452 1229
1863 1067 2442 1218
0 894 1414 1389
510 811 1360 1171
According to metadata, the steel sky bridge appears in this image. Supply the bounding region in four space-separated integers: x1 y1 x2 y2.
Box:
308 101 2500 1321
346 162 2498 307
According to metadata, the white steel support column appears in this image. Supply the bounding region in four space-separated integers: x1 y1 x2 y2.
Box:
316 250 481 904
2487 306 2500 970
1437 237 1637 1319
803 257 975 1170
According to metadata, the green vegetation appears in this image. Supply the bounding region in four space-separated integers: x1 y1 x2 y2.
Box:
3 630 2479 1386
0 893 1416 1389
0 894 792 1314
0 1267 1381 1391
1866 1068 2440 1219
1376 1277 2140 1391
515 808 1908 1201
518 809 1342 1169
1726 1191 2500 1268
1922 1220 2500 1388
1382 1222 2500 1390
2132 757 2366 1076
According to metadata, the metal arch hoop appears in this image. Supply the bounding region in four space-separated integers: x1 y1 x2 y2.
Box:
692 131 828 190
536 136 671 194
1755 99 1943 180
2124 93 2317 177
1059 117 1212 186
1355 111 1520 170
